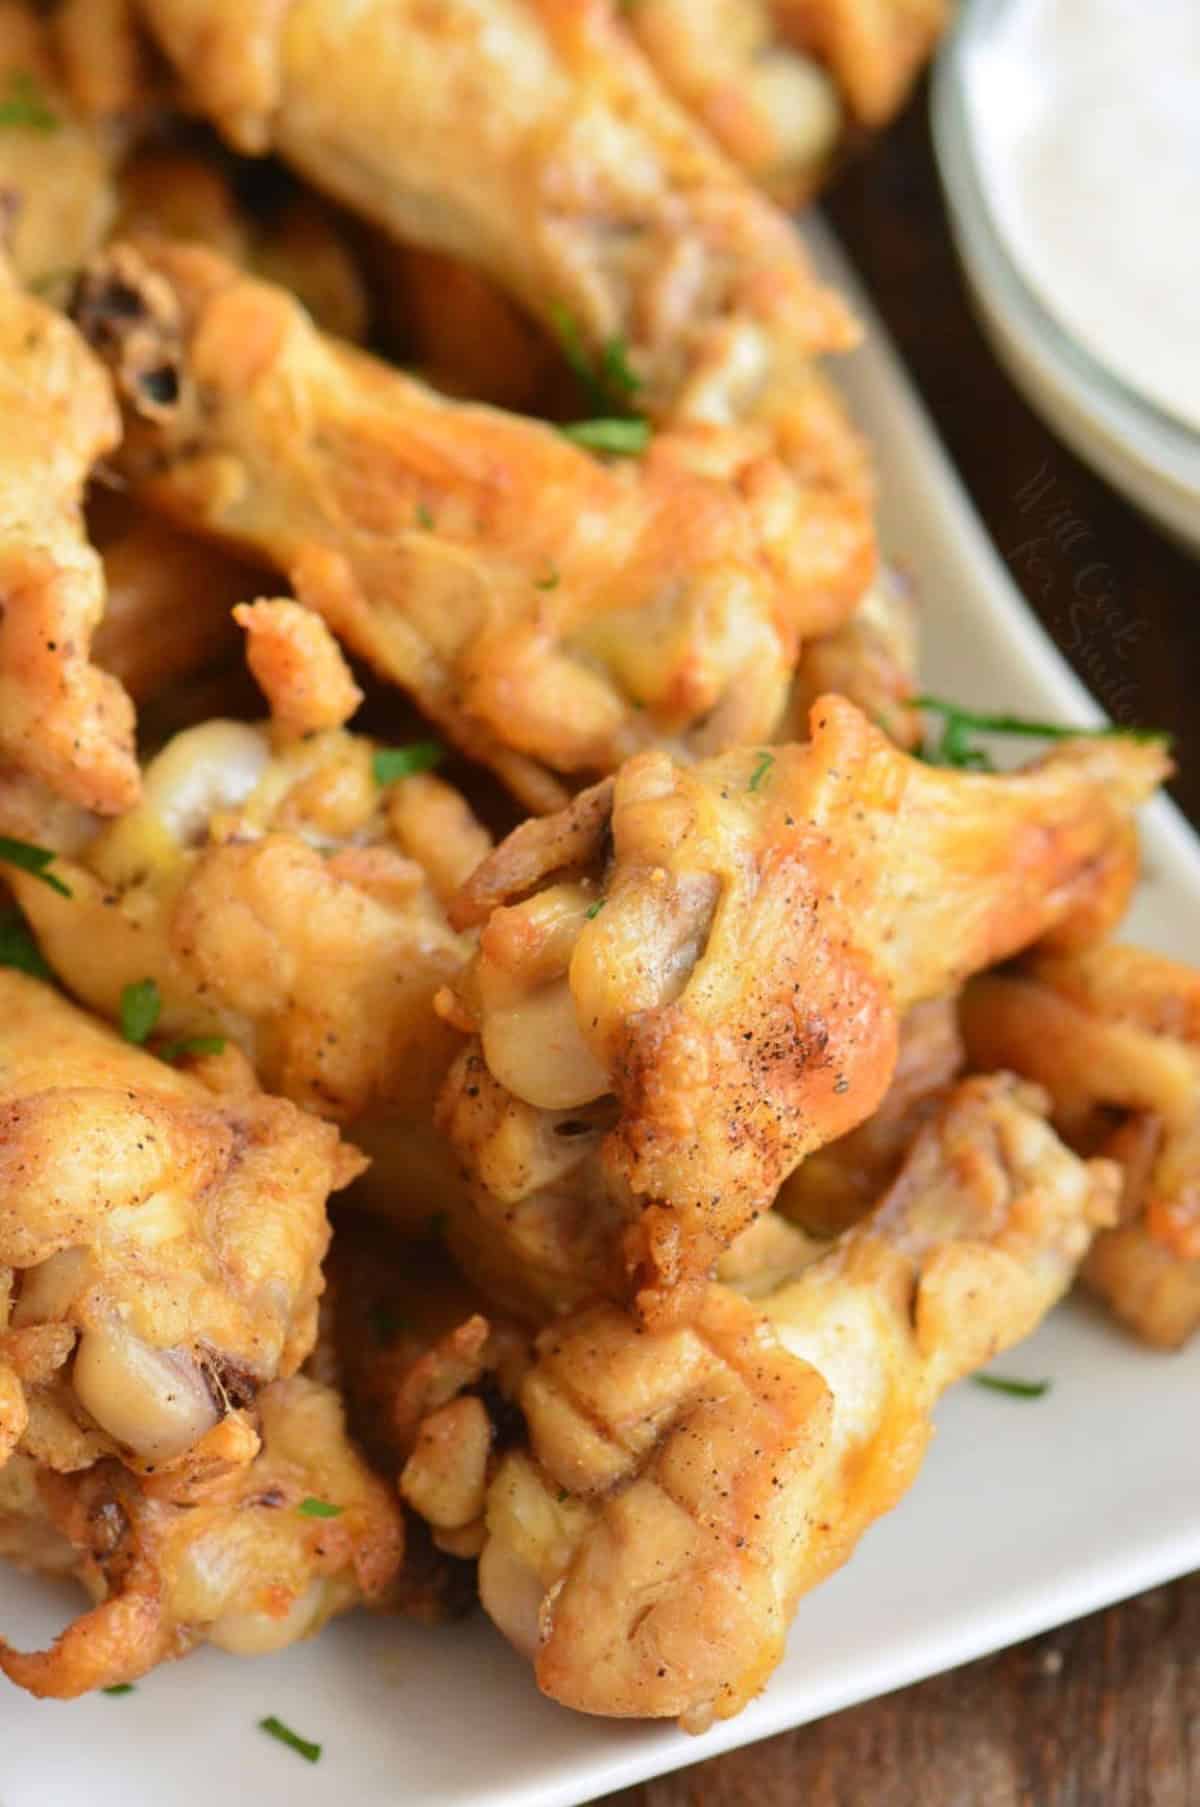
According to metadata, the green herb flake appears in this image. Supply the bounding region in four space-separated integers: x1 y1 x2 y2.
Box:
102 1683 136 1696
557 1488 570 1503
916 696 1168 771
972 1373 1051 1400
119 978 161 1046
534 568 560 591
0 834 71 897
415 501 435 530
372 741 445 785
748 751 775 792
0 907 51 980
585 898 606 920
297 1497 343 1519
0 71 59 132
258 1716 321 1764
601 335 641 399
561 417 650 457
550 303 606 411
159 1036 226 1064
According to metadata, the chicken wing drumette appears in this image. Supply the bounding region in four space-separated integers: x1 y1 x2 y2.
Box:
0 1376 403 1697
441 696 1166 1321
962 945 1200 1349
470 1076 1117 1726
0 970 363 1479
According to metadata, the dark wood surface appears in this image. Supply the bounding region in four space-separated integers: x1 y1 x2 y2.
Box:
602 85 1200 1807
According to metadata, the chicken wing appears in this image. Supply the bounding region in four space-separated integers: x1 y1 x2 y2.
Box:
774 0 949 127
962 945 1200 1348
473 1076 1117 1726
0 970 363 1476
74 238 802 809
0 268 139 812
445 696 1166 1320
0 1376 404 1697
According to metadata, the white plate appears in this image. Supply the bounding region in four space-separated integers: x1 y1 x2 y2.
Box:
2 221 1199 1807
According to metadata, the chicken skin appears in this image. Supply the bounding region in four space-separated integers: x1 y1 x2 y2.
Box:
474 1076 1117 1726
0 971 363 1479
0 269 139 813
0 1376 404 1697
962 945 1200 1348
444 695 1166 1320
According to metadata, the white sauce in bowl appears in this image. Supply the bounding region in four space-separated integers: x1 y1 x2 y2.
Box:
962 0 1200 433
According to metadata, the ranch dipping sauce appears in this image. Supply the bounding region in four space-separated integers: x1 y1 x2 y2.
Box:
961 0 1200 434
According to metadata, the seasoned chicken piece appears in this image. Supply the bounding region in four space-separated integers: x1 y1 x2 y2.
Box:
780 563 921 749
777 992 962 1235
0 1377 404 1697
89 493 256 704
962 945 1200 1348
75 240 799 810
0 268 139 812
446 696 1166 1321
0 2 118 288
474 1076 1118 1726
775 0 949 127
626 0 843 202
134 0 855 422
5 656 480 1135
0 971 363 1478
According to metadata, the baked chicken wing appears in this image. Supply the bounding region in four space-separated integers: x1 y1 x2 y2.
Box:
0 269 139 812
0 970 363 1478
962 945 1200 1348
473 1076 1117 1726
0 1376 403 1697
444 696 1166 1320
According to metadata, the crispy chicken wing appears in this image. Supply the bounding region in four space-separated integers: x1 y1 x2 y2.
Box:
445 696 1165 1320
75 239 806 809
0 971 363 1476
473 1076 1117 1726
962 945 1200 1348
134 0 854 417
0 1376 404 1696
775 0 948 128
0 269 139 811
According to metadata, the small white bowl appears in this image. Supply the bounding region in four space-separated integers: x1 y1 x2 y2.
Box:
932 1 1200 554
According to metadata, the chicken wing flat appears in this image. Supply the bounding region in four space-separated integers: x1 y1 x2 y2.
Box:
0 1376 404 1697
75 239 806 809
774 0 949 127
471 1076 1117 1726
962 945 1200 1348
0 970 363 1478
0 270 140 812
134 0 855 413
445 695 1166 1320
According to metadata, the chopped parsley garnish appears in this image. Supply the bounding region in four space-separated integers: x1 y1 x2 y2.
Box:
534 568 560 590
561 417 650 456
748 751 775 792
159 1035 226 1063
972 1373 1051 1400
0 834 71 897
0 71 59 131
415 501 435 529
372 741 445 785
0 907 50 980
258 1716 321 1764
600 335 641 402
102 1683 136 1696
297 1498 343 1519
585 898 606 920
916 696 1168 772
119 978 161 1045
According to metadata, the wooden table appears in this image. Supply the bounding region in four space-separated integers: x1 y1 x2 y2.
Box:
604 83 1200 1807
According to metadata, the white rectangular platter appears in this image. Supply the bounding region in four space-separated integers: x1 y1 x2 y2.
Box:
1 218 1198 1807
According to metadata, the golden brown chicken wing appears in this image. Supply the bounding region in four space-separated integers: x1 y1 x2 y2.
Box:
775 0 949 128
0 269 139 812
444 697 1166 1321
0 970 363 1477
961 945 1200 1348
74 238 805 810
473 1075 1117 1727
0 1376 404 1697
